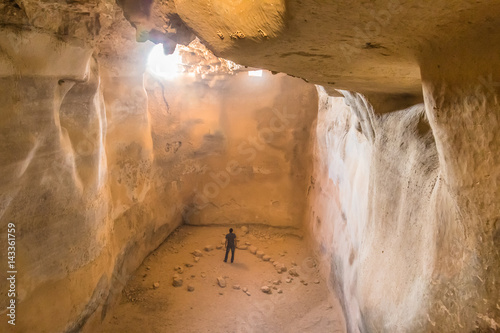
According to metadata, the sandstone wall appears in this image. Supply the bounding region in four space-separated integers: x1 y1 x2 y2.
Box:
145 71 317 227
0 26 176 331
308 85 499 332
0 21 317 333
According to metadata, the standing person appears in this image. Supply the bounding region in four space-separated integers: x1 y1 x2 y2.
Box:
224 228 237 263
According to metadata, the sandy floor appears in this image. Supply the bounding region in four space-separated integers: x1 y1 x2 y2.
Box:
100 225 346 333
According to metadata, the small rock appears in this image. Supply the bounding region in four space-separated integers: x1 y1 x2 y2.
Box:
219 292 224 295
192 250 203 257
273 280 281 285
237 245 248 250
175 266 184 273
272 286 278 290
291 261 297 266
245 241 251 246
288 268 299 277
242 287 248 292
278 289 283 294
279 252 285 257
314 279 320 284
217 276 226 288
194 257 200 263
153 282 160 289
241 226 249 235
201 273 206 278
245 291 251 296
276 263 287 273
233 285 241 290
185 263 193 268
256 251 265 258
285 278 292 283
262 255 271 261
187 285 195 292
216 245 223 250
146 266 151 270
261 286 272 294
248 246 258 254
204 245 214 252
172 275 183 287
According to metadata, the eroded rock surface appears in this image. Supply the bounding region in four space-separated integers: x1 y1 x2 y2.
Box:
0 1 499 332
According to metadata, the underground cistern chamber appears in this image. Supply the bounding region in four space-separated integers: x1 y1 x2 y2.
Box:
1 1 499 332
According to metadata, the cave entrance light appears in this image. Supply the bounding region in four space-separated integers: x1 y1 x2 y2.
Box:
147 43 184 80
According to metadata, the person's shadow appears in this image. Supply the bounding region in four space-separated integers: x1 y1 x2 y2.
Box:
229 262 250 270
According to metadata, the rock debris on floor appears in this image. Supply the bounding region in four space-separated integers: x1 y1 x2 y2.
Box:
101 225 346 333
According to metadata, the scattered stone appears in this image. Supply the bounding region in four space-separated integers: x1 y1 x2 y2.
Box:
241 226 249 235
172 275 183 287
232 285 241 290
185 263 193 268
146 266 151 270
262 255 271 261
192 250 203 257
301 280 308 286
288 268 299 277
314 279 320 284
245 291 251 296
273 280 281 285
204 245 214 252
261 286 272 294
187 285 195 292
242 287 248 292
279 252 285 257
194 257 200 263
216 245 223 250
272 286 278 290
174 266 184 273
276 263 287 273
153 282 160 289
201 273 206 278
248 246 258 254
219 292 224 295
237 244 248 250
278 289 283 294
217 276 226 288
256 251 265 258
245 241 251 246
285 278 292 283
291 261 297 266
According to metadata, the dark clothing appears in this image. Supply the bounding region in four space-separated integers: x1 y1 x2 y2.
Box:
224 232 236 263
224 246 235 263
225 232 236 247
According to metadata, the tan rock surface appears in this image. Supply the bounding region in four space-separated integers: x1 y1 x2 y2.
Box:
0 1 499 332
